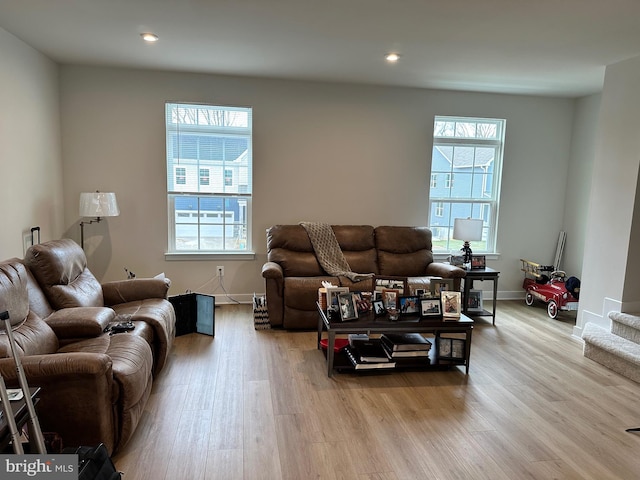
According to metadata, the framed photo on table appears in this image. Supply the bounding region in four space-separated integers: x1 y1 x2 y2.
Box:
420 298 442 317
430 278 454 297
375 276 408 295
399 296 420 315
381 289 400 309
471 255 486 270
338 292 358 321
467 289 483 313
325 286 349 311
442 291 461 319
373 299 385 316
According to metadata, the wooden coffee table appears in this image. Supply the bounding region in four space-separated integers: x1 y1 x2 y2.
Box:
317 302 474 377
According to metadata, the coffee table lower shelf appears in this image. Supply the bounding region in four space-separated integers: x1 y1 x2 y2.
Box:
323 346 467 374
317 302 473 377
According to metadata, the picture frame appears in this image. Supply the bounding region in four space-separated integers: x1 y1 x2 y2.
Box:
442 291 462 319
337 292 358 321
471 255 486 270
374 276 408 296
437 337 466 359
420 298 442 317
372 299 385 316
325 286 350 312
429 278 454 297
414 288 426 298
398 296 420 315
381 289 400 309
352 291 372 314
467 289 484 313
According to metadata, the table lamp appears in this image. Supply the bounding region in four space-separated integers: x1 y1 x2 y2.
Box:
452 218 483 270
79 191 120 249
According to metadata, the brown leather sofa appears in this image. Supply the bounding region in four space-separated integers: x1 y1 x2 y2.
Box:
262 225 466 329
0 239 176 454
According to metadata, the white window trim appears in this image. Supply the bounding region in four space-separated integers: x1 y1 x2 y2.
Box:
165 102 253 256
429 116 505 254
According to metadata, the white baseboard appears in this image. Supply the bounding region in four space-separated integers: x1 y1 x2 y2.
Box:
214 293 263 305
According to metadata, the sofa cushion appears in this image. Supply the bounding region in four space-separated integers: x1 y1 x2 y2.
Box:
284 276 337 311
375 226 434 276
24 239 104 309
0 261 30 326
268 225 379 276
0 311 59 357
111 300 175 374
0 262 59 356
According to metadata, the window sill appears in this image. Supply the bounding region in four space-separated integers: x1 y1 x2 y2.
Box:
165 251 255 261
433 252 501 262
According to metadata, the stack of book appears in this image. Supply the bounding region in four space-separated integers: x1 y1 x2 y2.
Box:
380 333 432 364
344 334 396 370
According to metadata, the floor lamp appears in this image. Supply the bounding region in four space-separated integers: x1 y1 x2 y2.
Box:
79 191 120 249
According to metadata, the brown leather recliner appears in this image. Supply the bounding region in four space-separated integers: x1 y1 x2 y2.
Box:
23 239 175 374
0 261 154 454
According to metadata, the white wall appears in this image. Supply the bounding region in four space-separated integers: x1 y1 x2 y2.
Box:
60 65 576 301
0 28 63 257
563 94 600 278
577 55 640 333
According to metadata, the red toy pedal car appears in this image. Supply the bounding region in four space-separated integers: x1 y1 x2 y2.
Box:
520 259 579 319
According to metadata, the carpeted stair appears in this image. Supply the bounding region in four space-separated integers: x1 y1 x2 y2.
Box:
582 312 640 383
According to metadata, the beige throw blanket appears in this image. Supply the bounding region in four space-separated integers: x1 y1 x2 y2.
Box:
300 222 374 282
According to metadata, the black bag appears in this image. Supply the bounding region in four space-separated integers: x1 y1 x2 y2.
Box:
65 443 122 480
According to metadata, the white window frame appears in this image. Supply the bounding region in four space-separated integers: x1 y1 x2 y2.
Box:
428 116 505 254
445 173 454 189
165 103 254 259
199 168 210 186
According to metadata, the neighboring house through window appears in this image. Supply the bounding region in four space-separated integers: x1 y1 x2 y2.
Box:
166 103 252 253
428 116 505 253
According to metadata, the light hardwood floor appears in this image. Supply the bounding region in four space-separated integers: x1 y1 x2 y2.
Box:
112 301 640 479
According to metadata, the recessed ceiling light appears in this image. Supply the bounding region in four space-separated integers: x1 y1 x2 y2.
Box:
385 53 401 63
141 33 159 43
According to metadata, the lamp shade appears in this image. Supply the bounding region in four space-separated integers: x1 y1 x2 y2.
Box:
79 192 120 218
452 218 483 241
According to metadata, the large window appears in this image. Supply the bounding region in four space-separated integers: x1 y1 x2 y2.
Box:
428 116 505 253
166 103 252 253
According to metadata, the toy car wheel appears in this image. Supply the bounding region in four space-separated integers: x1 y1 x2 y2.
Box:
547 300 558 319
525 292 535 306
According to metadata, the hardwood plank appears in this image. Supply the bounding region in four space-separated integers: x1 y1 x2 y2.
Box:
112 302 640 479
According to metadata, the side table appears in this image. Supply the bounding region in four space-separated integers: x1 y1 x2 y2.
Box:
462 267 499 324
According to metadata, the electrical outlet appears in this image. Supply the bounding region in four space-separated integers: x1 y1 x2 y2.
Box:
217 266 224 277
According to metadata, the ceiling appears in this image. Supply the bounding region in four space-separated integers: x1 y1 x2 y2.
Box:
1 0 640 97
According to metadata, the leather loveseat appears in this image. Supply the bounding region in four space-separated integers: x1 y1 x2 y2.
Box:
262 225 466 329
0 239 176 454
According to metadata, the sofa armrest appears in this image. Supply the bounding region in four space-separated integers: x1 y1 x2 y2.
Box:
425 262 466 279
102 278 171 306
45 307 116 338
0 352 113 383
262 262 284 327
262 261 283 279
0 353 117 453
